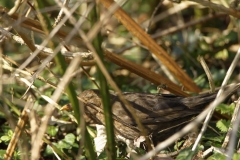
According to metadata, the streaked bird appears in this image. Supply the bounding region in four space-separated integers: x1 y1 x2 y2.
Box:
78 89 221 144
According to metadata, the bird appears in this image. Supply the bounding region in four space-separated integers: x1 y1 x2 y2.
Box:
77 89 224 145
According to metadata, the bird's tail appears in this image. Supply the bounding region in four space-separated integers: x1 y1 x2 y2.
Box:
181 83 240 109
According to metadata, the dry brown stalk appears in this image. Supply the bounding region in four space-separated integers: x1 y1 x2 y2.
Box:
99 0 201 93
104 50 189 96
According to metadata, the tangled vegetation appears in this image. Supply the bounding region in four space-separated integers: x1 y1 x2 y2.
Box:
0 0 240 159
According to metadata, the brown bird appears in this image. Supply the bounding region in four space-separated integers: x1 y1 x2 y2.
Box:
78 89 222 145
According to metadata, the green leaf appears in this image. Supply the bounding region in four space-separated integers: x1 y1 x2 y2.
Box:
215 49 228 60
214 31 237 47
211 68 226 83
176 145 203 160
0 149 6 158
216 119 230 133
13 150 21 160
64 133 76 145
194 74 207 88
47 126 58 137
57 133 78 149
207 152 226 160
98 151 107 160
134 147 146 156
174 140 185 150
58 139 71 149
45 144 54 155
233 153 240 160
176 149 195 160
216 103 235 115
202 136 223 143
87 126 97 138
7 129 13 137
1 135 10 142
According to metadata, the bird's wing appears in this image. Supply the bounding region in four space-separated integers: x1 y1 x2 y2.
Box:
111 92 202 125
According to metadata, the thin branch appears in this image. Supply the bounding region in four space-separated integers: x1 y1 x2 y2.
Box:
104 50 189 96
7 0 22 16
31 53 81 160
226 98 240 159
4 95 34 160
222 99 240 148
142 2 195 28
146 0 164 33
139 84 240 160
99 0 201 92
53 0 70 28
192 47 240 151
202 146 228 158
151 13 227 39
186 0 240 18
198 56 215 92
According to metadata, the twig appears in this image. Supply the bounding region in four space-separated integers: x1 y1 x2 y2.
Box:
29 3 92 160
0 4 83 75
0 38 3 95
142 2 195 28
146 0 164 33
202 146 228 158
192 47 240 152
139 84 239 160
7 0 22 16
222 99 240 148
151 13 227 39
104 50 189 96
81 66 100 89
4 95 34 160
99 0 200 92
186 0 240 18
10 31 95 66
156 150 180 158
0 6 83 45
198 56 215 92
31 51 81 160
54 0 154 152
1 54 64 94
1 58 76 121
53 0 70 28
226 98 240 160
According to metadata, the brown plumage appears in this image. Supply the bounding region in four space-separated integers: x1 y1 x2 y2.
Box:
78 90 218 144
